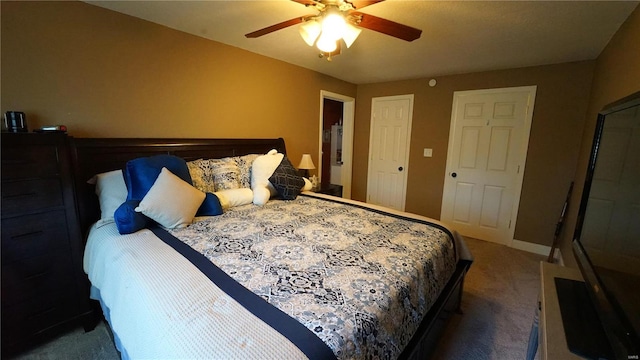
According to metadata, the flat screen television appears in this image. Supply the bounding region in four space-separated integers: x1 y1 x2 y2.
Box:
572 90 640 359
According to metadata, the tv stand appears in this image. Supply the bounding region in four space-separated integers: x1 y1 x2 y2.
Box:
538 262 589 359
554 278 613 359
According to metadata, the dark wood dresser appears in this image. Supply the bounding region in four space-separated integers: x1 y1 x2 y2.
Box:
1 133 95 355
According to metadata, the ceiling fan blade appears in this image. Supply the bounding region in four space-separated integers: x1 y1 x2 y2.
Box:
348 0 385 10
290 0 320 6
245 16 308 38
352 12 421 41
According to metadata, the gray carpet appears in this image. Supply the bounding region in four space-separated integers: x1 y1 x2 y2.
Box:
13 237 544 360
432 238 544 359
12 320 119 360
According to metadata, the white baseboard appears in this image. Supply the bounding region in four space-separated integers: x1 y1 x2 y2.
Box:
511 239 564 265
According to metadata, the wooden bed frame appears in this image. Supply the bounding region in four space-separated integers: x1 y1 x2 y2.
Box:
71 137 287 238
70 137 471 360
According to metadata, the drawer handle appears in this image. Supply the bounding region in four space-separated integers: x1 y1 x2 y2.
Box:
25 271 50 281
3 192 37 199
11 230 44 240
2 159 34 165
27 306 57 320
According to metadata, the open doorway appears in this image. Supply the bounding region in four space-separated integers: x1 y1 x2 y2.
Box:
322 99 344 187
319 91 355 199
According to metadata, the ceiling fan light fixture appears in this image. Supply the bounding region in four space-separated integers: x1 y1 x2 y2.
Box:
321 10 347 41
342 22 361 48
299 20 322 46
316 33 337 53
247 0 423 60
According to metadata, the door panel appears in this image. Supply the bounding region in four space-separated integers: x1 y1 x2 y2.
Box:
487 127 511 171
367 95 413 210
460 127 481 168
453 182 474 223
441 87 536 245
480 185 504 228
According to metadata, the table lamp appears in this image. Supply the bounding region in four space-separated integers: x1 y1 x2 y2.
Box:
298 154 315 178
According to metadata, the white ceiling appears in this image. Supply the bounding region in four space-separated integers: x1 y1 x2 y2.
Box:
86 1 638 84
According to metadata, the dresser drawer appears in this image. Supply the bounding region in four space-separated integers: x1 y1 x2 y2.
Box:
1 145 60 180
1 291 80 346
1 133 93 354
1 210 70 263
1 178 64 216
1 251 76 306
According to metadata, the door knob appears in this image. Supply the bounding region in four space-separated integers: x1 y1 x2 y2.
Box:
398 167 404 171
451 172 457 178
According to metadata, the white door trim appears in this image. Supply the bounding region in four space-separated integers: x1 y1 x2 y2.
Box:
442 86 536 246
366 94 414 211
319 90 355 199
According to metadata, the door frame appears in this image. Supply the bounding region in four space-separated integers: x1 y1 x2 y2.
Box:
442 85 536 246
319 90 355 198
366 94 414 211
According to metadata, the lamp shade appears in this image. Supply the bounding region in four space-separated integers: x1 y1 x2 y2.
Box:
342 23 362 48
299 20 321 46
298 154 316 170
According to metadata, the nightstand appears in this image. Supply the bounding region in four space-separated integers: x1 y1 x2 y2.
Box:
314 183 343 197
1 133 95 355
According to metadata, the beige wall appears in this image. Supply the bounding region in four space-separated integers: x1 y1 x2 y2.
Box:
0 1 356 169
3 1 638 252
354 62 595 247
559 5 640 268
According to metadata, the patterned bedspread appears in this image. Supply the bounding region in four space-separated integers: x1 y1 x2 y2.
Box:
168 195 458 359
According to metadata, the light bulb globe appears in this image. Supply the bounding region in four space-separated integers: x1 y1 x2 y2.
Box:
316 34 337 53
322 12 346 41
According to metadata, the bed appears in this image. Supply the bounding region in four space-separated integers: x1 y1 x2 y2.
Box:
71 137 473 360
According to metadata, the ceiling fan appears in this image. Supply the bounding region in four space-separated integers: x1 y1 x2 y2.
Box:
245 0 422 60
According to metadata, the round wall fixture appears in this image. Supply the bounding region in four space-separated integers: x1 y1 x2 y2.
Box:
428 79 437 87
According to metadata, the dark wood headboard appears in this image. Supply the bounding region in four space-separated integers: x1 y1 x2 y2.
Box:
70 137 286 238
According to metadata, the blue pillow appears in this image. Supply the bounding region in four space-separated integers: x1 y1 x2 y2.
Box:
196 193 223 216
269 157 305 200
114 200 149 234
124 155 192 201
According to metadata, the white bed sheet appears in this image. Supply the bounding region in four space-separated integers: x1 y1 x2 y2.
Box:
84 222 307 359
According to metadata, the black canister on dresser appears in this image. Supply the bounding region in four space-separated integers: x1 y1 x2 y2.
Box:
1 133 96 356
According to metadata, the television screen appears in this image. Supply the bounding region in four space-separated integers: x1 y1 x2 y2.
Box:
573 91 640 359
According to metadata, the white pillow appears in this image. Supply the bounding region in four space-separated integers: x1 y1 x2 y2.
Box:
250 149 284 205
89 169 128 225
214 188 254 209
135 167 205 229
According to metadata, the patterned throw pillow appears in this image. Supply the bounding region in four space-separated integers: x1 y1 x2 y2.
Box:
235 154 260 189
269 157 305 200
187 159 216 193
209 158 241 191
